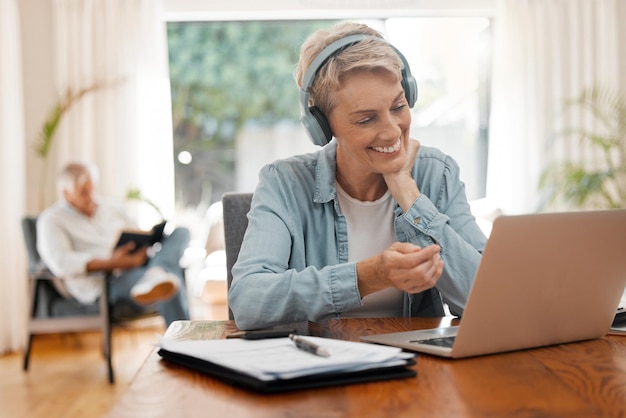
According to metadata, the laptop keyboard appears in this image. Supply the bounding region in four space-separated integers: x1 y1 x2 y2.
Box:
410 336 456 348
614 308 626 326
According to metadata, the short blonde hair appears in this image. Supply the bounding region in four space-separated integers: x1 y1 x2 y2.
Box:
57 161 99 197
295 22 404 116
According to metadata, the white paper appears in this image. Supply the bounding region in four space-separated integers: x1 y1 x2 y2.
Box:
158 336 414 381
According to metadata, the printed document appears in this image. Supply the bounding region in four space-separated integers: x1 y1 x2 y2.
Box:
158 336 414 381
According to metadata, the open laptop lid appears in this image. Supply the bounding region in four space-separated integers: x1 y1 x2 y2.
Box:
361 209 626 358
452 209 626 357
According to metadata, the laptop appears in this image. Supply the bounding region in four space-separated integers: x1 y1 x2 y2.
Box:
360 209 626 358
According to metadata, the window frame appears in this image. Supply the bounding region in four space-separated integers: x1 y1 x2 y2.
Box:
162 0 495 22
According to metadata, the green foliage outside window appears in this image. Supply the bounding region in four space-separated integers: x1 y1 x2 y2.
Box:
166 21 333 206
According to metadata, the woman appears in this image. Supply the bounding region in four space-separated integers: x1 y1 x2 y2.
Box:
228 22 486 330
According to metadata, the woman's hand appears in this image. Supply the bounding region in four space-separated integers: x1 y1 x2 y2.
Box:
356 242 444 297
383 138 421 212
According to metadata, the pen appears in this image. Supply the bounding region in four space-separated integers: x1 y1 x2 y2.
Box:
289 334 330 358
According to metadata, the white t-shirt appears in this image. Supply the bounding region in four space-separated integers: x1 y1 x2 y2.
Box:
336 183 404 318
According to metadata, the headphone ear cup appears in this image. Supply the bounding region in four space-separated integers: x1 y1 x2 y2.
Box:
309 106 333 145
402 72 418 108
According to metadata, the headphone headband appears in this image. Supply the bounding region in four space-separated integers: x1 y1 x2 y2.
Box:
299 34 417 146
301 34 374 94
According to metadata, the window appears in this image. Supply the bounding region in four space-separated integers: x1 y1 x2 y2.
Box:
386 17 492 199
166 16 492 233
166 20 331 214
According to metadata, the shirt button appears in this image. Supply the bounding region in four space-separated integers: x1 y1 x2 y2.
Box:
413 217 421 224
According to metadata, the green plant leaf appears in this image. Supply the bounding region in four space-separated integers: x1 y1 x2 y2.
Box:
34 80 122 160
539 84 626 210
126 188 165 220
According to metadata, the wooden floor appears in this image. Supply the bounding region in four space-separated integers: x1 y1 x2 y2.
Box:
0 295 229 418
0 322 165 418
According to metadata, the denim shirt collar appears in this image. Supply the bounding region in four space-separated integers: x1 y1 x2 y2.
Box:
314 139 405 213
314 139 339 204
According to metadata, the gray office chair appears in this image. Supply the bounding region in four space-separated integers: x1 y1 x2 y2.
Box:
21 216 160 383
221 192 253 320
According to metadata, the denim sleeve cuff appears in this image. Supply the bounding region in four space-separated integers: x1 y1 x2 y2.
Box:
328 262 362 312
396 194 450 244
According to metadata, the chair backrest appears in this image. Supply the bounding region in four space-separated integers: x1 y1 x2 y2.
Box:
221 192 253 320
21 216 43 274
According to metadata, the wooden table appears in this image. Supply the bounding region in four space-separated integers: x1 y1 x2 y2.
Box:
107 318 626 418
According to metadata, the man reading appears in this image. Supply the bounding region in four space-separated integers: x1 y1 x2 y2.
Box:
37 161 189 326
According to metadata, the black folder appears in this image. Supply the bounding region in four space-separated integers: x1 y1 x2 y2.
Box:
157 348 417 393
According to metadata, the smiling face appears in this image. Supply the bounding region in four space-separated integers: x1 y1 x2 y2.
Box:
328 69 412 198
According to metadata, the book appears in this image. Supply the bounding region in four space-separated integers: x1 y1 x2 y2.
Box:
157 335 417 393
115 221 167 250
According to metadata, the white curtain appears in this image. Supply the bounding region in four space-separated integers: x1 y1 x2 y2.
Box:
0 0 28 354
48 0 175 226
488 0 623 214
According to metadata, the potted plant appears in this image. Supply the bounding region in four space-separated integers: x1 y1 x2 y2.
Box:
539 85 626 210
34 79 163 217
34 82 110 209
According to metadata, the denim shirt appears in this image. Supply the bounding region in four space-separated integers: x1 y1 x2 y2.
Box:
228 140 487 330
